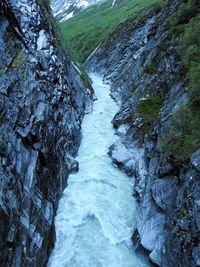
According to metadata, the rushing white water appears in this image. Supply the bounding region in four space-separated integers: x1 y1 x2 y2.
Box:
48 74 149 267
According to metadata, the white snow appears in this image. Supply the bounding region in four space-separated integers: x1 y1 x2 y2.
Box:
60 11 74 22
52 0 104 21
77 0 89 8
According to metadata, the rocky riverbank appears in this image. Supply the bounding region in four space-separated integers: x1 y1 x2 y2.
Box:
87 0 200 266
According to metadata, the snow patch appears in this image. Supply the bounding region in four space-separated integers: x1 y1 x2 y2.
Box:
60 11 74 22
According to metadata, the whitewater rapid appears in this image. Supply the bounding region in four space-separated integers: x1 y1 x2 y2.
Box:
48 74 149 267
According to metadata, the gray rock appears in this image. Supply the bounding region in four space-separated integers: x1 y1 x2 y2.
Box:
140 212 166 251
191 149 200 172
152 178 177 211
149 231 168 266
0 0 93 266
193 245 200 266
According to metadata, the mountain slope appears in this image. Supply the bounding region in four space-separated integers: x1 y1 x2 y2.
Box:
58 0 163 63
52 0 103 21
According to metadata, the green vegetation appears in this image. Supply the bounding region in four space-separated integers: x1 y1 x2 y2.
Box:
159 105 200 162
78 65 94 92
159 1 200 162
0 65 4 76
59 0 163 63
144 61 157 74
36 0 50 9
137 96 163 138
12 51 26 68
181 13 200 105
129 84 137 95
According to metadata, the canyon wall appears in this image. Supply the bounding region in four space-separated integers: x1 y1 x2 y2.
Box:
0 0 92 266
87 0 200 266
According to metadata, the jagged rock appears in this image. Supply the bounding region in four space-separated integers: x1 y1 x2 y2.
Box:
65 154 79 174
109 139 147 180
140 212 166 252
149 231 168 266
152 178 177 211
0 0 92 266
108 140 134 175
157 156 176 177
193 245 200 266
191 149 200 172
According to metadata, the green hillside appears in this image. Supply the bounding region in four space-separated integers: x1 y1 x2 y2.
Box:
59 0 163 63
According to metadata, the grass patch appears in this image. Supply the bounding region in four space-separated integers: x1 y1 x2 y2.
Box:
58 0 164 63
144 61 157 74
0 65 4 76
137 96 164 138
159 105 200 162
12 51 26 68
79 65 94 92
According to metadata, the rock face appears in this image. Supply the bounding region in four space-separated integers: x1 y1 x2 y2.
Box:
87 0 200 266
0 0 92 266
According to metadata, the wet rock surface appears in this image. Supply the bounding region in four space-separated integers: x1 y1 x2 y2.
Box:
0 1 92 266
87 0 200 266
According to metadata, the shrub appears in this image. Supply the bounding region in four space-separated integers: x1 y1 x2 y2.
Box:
159 105 200 162
159 10 200 162
137 96 163 137
177 0 199 24
138 96 163 120
189 63 200 105
161 3 200 162
144 61 157 74
181 13 200 105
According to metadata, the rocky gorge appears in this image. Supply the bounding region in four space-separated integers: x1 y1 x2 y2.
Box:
0 0 200 266
86 0 200 266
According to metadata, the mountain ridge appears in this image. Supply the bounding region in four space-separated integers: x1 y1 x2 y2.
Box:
52 0 104 21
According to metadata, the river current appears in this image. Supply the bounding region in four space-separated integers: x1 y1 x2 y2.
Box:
48 74 149 267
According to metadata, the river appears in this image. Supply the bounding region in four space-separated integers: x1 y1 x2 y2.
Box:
48 74 149 267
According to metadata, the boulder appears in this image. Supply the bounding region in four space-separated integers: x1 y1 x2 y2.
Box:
140 212 166 252
152 178 177 211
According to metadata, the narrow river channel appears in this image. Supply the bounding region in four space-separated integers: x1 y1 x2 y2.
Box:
48 74 149 267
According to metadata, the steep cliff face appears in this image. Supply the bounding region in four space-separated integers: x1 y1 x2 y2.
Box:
0 0 92 266
87 0 200 266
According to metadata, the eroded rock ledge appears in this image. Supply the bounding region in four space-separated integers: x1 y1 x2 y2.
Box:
0 1 92 266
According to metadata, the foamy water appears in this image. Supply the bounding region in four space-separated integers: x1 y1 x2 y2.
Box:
48 74 149 267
